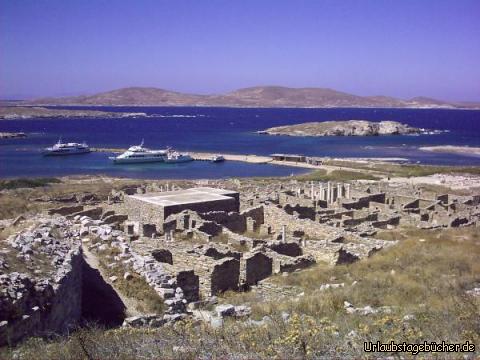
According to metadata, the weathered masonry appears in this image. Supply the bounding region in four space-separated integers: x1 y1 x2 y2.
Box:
122 187 240 227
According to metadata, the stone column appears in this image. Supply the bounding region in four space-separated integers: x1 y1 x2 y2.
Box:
330 187 334 203
183 214 190 230
319 184 324 200
345 184 351 199
281 225 286 242
327 182 331 203
337 183 343 199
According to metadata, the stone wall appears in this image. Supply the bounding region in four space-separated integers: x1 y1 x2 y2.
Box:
48 205 84 216
198 205 264 234
210 258 240 295
264 204 343 240
0 247 83 346
242 252 273 286
267 241 302 257
123 197 165 227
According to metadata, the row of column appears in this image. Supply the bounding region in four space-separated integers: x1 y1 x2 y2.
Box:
311 182 351 203
157 183 176 192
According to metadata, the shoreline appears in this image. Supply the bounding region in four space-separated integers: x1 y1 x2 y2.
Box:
419 145 480 157
93 147 406 172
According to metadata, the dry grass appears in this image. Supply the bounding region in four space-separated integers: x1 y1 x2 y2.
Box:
323 160 480 178
297 169 380 182
96 247 165 314
0 178 61 191
0 176 144 220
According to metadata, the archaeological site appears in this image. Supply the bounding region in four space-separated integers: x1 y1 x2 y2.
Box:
1 173 479 353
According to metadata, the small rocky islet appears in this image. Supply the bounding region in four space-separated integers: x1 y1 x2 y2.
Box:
259 120 423 136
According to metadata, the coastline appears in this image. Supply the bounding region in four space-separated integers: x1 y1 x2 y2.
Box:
419 145 480 157
94 147 404 165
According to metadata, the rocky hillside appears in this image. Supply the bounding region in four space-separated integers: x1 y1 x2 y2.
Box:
24 86 479 109
260 120 422 136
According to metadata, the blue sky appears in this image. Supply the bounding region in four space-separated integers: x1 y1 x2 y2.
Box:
1 0 479 101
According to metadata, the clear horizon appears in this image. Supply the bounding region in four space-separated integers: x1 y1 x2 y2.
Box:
1 0 479 101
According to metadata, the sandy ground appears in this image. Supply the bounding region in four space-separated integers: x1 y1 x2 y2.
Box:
419 145 480 157
388 173 480 190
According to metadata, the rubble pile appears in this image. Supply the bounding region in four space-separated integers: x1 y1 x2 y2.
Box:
0 217 82 346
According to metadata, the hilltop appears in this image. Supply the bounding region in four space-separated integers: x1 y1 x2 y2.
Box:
24 86 480 109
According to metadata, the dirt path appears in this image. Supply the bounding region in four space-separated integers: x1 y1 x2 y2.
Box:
82 244 142 317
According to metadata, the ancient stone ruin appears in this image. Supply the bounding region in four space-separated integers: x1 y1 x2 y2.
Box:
1 180 479 344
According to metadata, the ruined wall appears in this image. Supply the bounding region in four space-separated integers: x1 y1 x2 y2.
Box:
200 211 246 233
283 204 316 220
210 258 240 295
268 241 302 257
48 205 84 216
174 269 199 302
70 207 103 220
264 205 343 240
242 252 273 286
0 247 83 346
198 206 264 234
123 197 165 226
163 198 239 219
241 206 264 225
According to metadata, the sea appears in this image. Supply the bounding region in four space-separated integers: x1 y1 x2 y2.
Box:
1 106 479 179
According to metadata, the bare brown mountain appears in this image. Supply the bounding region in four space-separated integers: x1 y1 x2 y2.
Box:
25 86 479 109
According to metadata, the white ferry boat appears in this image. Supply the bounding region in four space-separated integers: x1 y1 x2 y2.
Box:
110 141 168 164
43 139 91 156
164 149 194 163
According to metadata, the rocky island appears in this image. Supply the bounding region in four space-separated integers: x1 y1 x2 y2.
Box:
259 120 422 136
0 106 146 120
0 132 27 139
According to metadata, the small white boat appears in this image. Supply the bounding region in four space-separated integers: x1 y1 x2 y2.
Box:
211 155 225 163
164 150 193 163
110 140 168 164
43 139 90 156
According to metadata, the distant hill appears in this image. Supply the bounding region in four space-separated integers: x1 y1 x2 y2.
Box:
24 86 480 109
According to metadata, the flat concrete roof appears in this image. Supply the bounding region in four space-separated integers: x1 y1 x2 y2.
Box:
270 153 305 157
129 187 238 207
